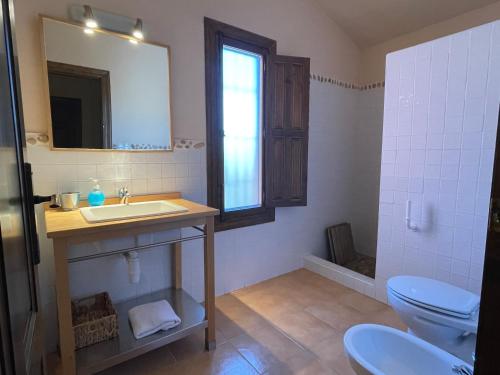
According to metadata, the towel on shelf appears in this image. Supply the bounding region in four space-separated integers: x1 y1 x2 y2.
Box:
128 299 181 339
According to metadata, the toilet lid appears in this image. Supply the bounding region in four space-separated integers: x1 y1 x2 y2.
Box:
387 276 480 317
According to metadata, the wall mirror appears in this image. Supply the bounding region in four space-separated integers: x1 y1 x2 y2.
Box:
41 17 173 151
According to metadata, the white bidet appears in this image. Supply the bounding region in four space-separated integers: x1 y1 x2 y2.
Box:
343 324 473 375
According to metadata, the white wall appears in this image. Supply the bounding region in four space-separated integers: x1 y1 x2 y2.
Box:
350 88 385 257
18 0 391 355
43 18 171 148
360 2 500 84
374 21 500 302
14 0 364 352
30 145 204 346
29 77 362 351
16 0 361 138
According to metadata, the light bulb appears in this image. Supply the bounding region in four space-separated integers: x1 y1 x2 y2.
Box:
129 38 138 44
84 28 94 34
85 19 98 29
83 5 98 29
132 30 144 40
132 18 144 40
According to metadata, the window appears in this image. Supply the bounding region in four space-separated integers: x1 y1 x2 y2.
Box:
222 46 263 212
205 18 310 231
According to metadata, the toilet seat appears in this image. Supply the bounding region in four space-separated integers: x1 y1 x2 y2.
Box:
387 288 478 334
388 288 474 319
387 276 479 318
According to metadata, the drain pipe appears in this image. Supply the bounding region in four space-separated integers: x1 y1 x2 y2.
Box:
124 251 141 284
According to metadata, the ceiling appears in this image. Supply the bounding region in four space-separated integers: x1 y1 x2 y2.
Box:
312 0 499 47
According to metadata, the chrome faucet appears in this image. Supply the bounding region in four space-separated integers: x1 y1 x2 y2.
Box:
119 187 131 205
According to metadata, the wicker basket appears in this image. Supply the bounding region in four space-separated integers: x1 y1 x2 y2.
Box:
71 292 119 350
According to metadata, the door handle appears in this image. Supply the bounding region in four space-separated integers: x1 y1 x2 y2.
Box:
24 163 41 265
33 195 51 205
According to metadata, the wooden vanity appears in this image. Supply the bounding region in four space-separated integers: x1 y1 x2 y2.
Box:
44 193 219 375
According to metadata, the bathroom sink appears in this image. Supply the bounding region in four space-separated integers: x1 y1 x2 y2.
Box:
80 200 188 223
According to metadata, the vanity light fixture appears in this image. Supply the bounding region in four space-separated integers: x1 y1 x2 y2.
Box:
132 18 144 40
83 5 98 29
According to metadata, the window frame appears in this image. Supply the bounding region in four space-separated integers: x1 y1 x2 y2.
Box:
204 18 276 231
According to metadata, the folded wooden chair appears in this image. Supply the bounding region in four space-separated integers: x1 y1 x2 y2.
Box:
326 222 376 278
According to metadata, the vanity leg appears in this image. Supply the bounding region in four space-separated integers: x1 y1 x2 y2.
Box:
173 242 182 289
53 239 76 375
204 216 216 351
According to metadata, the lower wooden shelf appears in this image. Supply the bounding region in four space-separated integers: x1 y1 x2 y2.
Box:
75 288 207 374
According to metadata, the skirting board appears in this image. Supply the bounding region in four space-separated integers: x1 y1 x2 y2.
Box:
303 255 385 303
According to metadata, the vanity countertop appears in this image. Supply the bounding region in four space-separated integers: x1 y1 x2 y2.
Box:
44 193 219 239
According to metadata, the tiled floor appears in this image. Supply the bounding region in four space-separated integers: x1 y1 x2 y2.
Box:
51 269 405 375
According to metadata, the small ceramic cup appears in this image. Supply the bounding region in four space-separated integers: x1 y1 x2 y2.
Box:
60 192 80 211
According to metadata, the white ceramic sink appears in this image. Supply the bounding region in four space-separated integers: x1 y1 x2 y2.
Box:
344 324 473 375
80 200 188 223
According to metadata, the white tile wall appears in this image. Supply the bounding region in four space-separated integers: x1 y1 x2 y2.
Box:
30 79 361 352
30 146 206 349
28 146 205 201
374 21 500 303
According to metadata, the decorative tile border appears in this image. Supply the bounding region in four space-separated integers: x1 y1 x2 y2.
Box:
358 81 385 91
24 132 205 150
113 143 170 150
310 73 384 91
26 132 50 146
174 138 205 150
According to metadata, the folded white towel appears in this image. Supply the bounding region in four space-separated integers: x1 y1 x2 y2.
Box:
128 300 181 339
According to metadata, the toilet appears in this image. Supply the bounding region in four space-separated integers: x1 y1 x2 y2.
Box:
387 275 480 364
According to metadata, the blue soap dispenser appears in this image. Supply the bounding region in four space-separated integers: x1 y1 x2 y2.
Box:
88 178 105 206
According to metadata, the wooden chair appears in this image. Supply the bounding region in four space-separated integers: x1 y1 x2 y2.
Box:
326 223 376 278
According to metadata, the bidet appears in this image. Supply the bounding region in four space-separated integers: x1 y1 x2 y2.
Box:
343 324 473 375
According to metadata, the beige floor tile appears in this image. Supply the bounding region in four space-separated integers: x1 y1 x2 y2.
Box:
230 325 308 373
216 295 274 335
49 268 404 375
326 354 357 375
231 271 353 326
247 325 308 360
216 309 275 341
337 291 387 314
168 329 212 361
289 270 350 294
230 333 286 373
261 269 349 301
310 334 356 375
364 307 407 331
97 345 176 374
264 353 337 375
233 289 306 322
271 310 337 348
167 341 258 375
305 301 367 333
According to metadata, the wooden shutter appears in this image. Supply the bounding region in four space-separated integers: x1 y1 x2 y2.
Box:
265 55 310 207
